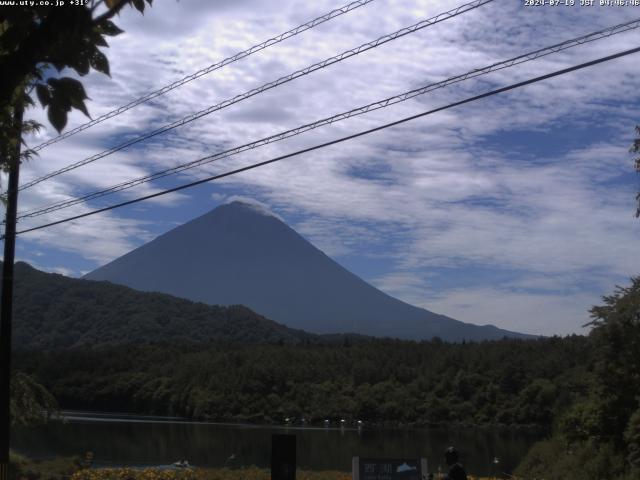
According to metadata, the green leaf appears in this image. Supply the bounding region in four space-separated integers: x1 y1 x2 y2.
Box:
89 49 110 76
47 77 90 123
132 0 145 13
74 53 90 76
55 77 88 100
35 83 51 107
99 20 124 37
23 92 35 107
47 105 67 133
92 32 109 48
22 120 42 135
69 97 90 119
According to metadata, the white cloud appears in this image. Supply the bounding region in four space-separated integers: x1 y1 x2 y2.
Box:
423 286 597 336
223 195 285 221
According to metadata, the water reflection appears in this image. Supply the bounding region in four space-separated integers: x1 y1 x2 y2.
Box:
12 413 543 475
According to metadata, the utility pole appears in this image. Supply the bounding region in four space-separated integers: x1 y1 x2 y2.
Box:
0 98 24 480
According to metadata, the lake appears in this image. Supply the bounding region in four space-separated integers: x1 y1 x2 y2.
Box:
12 412 544 476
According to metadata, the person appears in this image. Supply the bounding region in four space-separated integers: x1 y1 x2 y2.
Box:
443 446 467 480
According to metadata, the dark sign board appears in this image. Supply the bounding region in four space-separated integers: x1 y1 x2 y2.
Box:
271 434 296 480
352 457 428 480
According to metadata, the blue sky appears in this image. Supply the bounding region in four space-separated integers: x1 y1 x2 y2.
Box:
6 0 640 335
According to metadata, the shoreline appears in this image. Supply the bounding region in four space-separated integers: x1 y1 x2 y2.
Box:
57 409 549 433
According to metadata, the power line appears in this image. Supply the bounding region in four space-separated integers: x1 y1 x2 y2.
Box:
17 17 640 221
9 45 640 239
28 0 376 153
19 0 495 191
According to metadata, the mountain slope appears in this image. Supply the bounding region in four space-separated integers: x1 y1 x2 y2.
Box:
8 261 317 349
86 201 531 341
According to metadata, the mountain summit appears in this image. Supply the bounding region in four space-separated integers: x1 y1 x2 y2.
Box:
86 201 529 341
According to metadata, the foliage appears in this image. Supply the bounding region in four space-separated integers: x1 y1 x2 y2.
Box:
0 0 153 196
9 262 593 430
68 467 492 480
71 467 204 480
514 435 626 480
625 405 640 473
16 335 591 428
9 451 81 480
578 277 640 445
0 88 41 175
9 371 58 427
0 0 153 134
9 456 499 480
13 267 640 475
517 277 640 479
10 261 316 349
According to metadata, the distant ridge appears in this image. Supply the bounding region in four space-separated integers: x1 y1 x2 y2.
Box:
86 201 532 341
7 261 319 349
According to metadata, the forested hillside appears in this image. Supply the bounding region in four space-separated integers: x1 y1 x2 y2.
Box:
16 336 590 428
514 277 640 480
9 262 317 348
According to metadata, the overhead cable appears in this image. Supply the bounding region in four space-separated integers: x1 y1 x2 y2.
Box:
19 0 495 191
9 45 640 238
17 17 640 220
29 0 377 153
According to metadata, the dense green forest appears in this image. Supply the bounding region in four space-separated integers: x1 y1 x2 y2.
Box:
9 261 321 348
16 335 590 428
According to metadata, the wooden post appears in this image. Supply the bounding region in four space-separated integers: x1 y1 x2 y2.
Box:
271 434 296 480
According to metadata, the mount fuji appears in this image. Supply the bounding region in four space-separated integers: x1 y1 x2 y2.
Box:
85 201 531 341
